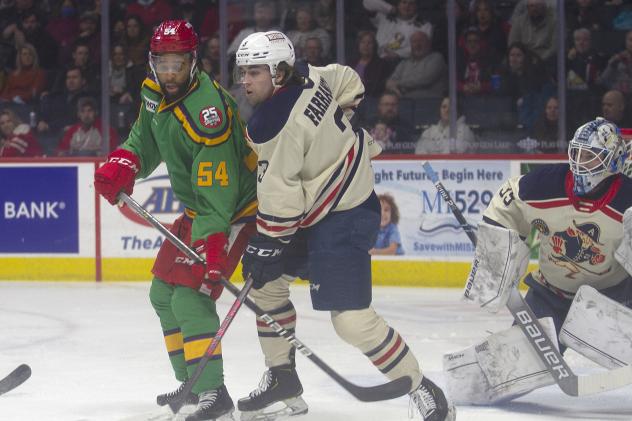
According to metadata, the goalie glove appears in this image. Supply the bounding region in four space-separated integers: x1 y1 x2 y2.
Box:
241 234 285 289
94 149 140 205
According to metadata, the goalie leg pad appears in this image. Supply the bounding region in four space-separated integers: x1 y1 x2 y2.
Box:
464 223 530 313
560 284 632 369
331 307 421 390
443 317 557 405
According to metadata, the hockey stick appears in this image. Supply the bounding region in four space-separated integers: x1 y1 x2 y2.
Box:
171 276 254 413
422 161 632 396
0 364 31 396
119 193 413 402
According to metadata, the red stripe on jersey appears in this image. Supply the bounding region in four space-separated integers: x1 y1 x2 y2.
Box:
257 314 296 328
256 218 300 233
301 145 356 227
373 335 403 366
527 199 572 209
602 206 624 222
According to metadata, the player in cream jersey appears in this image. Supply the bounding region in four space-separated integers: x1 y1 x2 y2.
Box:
232 31 455 421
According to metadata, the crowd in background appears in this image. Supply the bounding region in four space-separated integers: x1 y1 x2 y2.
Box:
1 0 632 157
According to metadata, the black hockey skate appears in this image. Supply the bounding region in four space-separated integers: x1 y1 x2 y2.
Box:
409 377 456 421
156 382 198 408
185 384 235 421
238 364 308 421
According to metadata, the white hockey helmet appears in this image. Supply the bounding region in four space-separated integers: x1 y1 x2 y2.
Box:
568 117 628 195
234 31 295 84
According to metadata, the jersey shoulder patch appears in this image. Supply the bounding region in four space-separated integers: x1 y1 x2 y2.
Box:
247 85 303 144
518 163 568 201
174 78 235 146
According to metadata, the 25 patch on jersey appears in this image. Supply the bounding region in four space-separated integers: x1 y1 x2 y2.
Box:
199 106 223 129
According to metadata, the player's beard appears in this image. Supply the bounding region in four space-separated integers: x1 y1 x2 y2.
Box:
159 78 190 103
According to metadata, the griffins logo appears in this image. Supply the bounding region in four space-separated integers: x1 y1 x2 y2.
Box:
118 175 184 228
548 220 610 278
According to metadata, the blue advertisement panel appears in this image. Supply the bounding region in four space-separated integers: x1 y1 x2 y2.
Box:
0 166 79 253
373 160 510 259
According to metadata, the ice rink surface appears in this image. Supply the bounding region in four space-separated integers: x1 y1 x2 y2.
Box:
2 282 632 421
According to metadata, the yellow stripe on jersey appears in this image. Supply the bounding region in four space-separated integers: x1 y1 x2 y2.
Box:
142 77 162 95
243 149 258 172
231 199 258 224
183 337 222 361
164 331 184 353
173 106 234 146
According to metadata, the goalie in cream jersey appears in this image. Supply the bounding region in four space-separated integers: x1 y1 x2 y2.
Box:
443 117 632 405
232 31 455 421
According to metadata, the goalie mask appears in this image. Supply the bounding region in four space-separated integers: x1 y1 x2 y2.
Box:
234 31 295 86
568 118 628 195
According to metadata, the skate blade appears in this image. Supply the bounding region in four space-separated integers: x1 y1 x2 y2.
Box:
239 397 308 421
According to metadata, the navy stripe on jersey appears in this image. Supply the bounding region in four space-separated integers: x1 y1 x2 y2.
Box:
331 130 364 210
247 85 304 144
518 163 568 201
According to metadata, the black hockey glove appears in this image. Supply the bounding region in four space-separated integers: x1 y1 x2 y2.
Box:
242 234 285 289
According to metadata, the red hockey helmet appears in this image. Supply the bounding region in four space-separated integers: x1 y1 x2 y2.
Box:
150 20 198 54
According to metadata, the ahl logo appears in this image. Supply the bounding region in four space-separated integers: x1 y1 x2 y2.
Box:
117 175 184 228
4 201 65 219
199 106 223 129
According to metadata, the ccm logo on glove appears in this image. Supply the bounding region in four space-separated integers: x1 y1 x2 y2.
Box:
245 244 283 257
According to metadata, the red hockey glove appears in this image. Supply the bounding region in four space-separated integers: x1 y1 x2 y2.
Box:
94 149 140 205
191 232 228 300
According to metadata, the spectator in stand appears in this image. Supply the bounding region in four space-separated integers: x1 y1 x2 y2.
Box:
508 0 557 63
227 0 279 56
415 96 475 154
297 36 327 66
287 3 331 61
126 0 172 29
363 0 433 61
498 42 550 129
370 193 404 256
111 17 127 46
37 66 90 138
199 2 246 44
56 96 119 156
76 12 101 65
365 90 415 154
0 43 45 105
45 0 80 65
457 27 497 96
0 0 40 32
110 44 145 106
602 89 631 127
124 15 150 67
599 30 632 94
200 34 221 80
566 28 606 91
468 0 509 58
51 42 99 96
313 0 335 34
385 30 447 99
3 11 58 70
349 31 389 98
566 0 607 33
531 96 564 153
0 108 41 157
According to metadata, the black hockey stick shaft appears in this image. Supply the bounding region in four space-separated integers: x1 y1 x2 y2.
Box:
119 193 412 402
0 364 31 396
169 277 254 413
422 161 632 396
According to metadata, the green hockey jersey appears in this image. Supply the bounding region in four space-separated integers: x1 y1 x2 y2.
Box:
122 70 257 241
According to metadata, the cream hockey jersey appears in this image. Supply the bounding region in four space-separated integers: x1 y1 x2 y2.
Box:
483 163 632 296
245 62 380 239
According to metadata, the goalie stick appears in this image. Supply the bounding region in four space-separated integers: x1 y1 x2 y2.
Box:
0 364 31 396
119 193 413 403
422 161 632 397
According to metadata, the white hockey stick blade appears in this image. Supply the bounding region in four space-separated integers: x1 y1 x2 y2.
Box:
0 364 31 396
507 289 632 396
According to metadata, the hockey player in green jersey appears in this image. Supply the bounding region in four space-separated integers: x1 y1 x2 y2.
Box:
94 20 257 421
